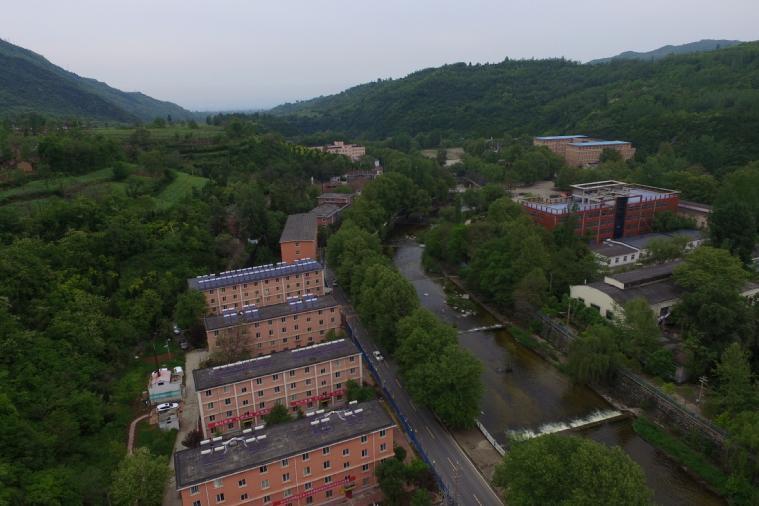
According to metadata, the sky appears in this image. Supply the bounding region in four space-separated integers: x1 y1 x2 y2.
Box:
3 0 758 111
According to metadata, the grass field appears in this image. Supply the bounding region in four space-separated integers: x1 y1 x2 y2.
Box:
155 172 209 209
0 167 114 204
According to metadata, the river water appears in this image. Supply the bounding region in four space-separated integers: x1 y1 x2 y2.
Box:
391 237 723 506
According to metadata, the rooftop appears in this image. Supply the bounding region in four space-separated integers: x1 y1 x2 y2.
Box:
317 192 354 200
678 200 712 212
174 400 394 489
606 260 683 289
194 339 359 391
589 278 684 307
569 140 631 147
203 294 339 332
616 233 673 251
187 259 323 291
590 242 638 258
535 135 588 140
310 203 342 218
280 213 317 243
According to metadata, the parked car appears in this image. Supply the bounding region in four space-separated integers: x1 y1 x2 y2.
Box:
178 338 190 350
156 402 179 413
373 350 384 361
172 323 181 335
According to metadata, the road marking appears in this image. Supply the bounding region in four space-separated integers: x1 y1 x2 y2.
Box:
425 426 436 439
409 400 418 412
447 457 456 470
395 378 402 387
473 494 483 506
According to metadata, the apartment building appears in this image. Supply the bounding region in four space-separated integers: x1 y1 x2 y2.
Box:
188 260 325 316
315 141 366 161
194 339 363 437
520 181 679 243
316 193 354 207
280 214 318 264
533 135 589 157
565 140 636 167
310 204 342 227
204 295 342 356
174 400 396 506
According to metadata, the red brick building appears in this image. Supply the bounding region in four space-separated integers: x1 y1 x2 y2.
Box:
533 135 589 157
280 214 318 264
204 295 342 356
194 339 363 437
316 193 354 207
565 140 636 167
174 400 396 506
521 181 680 243
310 204 342 227
188 260 326 316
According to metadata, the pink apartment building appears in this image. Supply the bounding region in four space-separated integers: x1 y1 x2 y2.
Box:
194 339 363 437
315 141 366 161
188 260 326 316
174 400 396 506
203 295 342 356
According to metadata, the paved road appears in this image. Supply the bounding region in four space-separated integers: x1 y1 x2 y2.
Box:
328 270 503 506
163 349 208 506
127 413 150 455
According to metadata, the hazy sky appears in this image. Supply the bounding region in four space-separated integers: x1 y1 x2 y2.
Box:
3 0 757 111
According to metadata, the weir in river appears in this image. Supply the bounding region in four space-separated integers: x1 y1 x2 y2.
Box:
391 234 724 506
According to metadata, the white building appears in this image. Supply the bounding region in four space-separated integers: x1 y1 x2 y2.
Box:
148 367 184 404
590 242 640 268
571 260 759 322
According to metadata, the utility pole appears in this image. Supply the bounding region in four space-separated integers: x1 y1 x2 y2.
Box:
697 376 708 404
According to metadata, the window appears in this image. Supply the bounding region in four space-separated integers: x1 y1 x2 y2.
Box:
323 460 331 470
261 479 270 489
240 493 248 501
380 443 387 452
283 488 293 498
207 402 214 409
272 374 279 380
362 464 369 471
303 465 311 476
224 398 231 405
322 447 330 455
214 479 223 488
209 415 216 421
289 383 296 389
263 495 271 504
242 399 249 406
306 496 313 504
256 378 263 385
361 449 368 457
274 386 281 393
238 478 246 487
205 390 212 396
190 485 200 495
302 452 310 461
216 493 225 503
324 476 332 484
304 366 310 373
342 448 349 456
326 490 333 498
380 429 386 437
282 472 290 482
241 387 247 393
260 465 268 473
334 371 341 378
305 482 312 490
289 370 295 377
193 501 201 506
343 461 350 469
281 458 289 467
360 435 368 443
258 390 264 397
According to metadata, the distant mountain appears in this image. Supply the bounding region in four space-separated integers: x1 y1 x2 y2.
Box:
267 42 759 167
588 39 743 64
0 38 193 122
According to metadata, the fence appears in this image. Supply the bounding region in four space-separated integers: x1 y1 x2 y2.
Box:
474 419 506 457
345 321 455 504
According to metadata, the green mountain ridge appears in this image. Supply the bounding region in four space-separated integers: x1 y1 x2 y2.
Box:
588 39 743 64
0 38 194 122
267 41 759 167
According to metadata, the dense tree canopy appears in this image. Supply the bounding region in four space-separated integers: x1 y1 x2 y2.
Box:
494 435 652 506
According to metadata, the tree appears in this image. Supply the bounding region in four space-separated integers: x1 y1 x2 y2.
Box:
375 457 406 505
406 345 483 428
345 379 375 402
174 290 207 331
410 489 433 506
493 435 651 506
645 235 690 263
110 448 169 506
620 298 660 364
566 325 624 384
263 403 293 426
710 200 757 264
395 309 457 373
673 247 752 357
715 343 757 416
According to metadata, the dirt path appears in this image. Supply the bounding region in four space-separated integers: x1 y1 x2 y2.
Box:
127 413 150 455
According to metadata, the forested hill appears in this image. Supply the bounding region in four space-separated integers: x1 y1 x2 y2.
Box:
587 39 743 64
0 38 193 122
268 41 759 164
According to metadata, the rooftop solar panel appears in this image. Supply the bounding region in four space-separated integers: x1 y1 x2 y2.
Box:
187 259 323 291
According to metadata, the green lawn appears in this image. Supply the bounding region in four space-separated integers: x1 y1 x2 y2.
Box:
135 419 178 458
0 167 114 204
155 172 208 209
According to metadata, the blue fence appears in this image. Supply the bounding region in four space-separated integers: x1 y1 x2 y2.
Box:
345 321 454 504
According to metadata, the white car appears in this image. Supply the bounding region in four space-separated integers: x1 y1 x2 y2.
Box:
156 402 179 413
172 323 181 335
372 350 384 361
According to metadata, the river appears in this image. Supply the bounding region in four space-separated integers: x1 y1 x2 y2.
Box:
391 236 723 506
